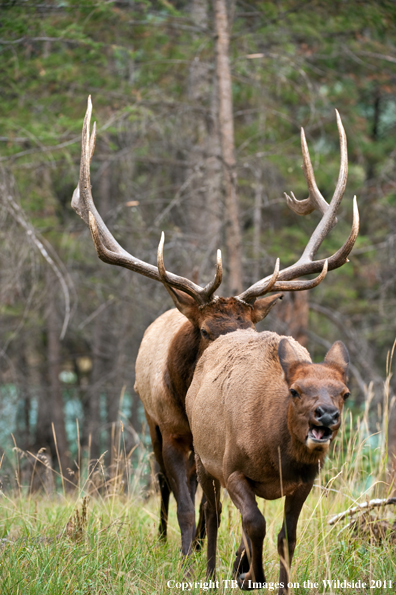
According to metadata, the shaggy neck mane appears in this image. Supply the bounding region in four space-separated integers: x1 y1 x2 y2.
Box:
165 321 202 408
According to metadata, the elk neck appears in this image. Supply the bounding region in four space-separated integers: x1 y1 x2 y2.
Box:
165 320 202 412
164 297 257 411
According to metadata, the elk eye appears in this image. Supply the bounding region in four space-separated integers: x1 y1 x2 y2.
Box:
200 328 209 339
343 392 350 400
290 389 299 398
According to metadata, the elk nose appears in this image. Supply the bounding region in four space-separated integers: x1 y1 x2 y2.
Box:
315 405 339 427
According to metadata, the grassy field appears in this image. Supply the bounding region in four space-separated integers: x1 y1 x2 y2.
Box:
0 409 395 595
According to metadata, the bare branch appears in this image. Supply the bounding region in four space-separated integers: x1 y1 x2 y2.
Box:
329 498 396 525
1 168 73 339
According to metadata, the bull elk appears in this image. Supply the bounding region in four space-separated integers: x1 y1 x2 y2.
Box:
186 330 350 593
72 96 358 556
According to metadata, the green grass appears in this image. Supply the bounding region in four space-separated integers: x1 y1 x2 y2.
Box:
0 411 395 595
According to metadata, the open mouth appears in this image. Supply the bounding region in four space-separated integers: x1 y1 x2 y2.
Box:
307 425 332 443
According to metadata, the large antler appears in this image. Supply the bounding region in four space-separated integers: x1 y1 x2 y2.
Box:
238 111 359 303
72 96 222 306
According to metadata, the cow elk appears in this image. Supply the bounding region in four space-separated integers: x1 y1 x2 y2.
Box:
186 330 350 593
72 96 358 556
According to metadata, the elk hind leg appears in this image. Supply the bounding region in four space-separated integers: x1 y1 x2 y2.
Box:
187 450 206 550
145 413 171 540
158 466 171 540
196 455 221 579
193 492 207 551
162 434 195 556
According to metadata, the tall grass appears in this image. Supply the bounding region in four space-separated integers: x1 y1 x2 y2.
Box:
0 405 395 594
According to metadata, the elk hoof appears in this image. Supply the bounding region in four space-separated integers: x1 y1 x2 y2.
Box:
237 574 253 590
182 563 194 579
237 574 266 591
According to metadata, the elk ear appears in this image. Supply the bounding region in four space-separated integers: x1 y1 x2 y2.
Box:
251 293 283 323
163 286 199 323
278 338 310 381
324 341 349 377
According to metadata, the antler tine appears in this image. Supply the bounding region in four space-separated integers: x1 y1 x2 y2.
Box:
238 256 325 302
270 259 328 292
238 258 279 303
298 110 348 263
323 194 359 268
285 126 330 218
200 249 223 301
72 96 124 255
89 121 96 162
285 110 348 240
265 257 280 292
238 196 358 303
157 232 208 305
73 96 224 305
238 113 357 304
240 259 328 299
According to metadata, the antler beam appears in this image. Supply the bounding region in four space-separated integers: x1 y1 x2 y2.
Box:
73 98 358 307
72 96 222 306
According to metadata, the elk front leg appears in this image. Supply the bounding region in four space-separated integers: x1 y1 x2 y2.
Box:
232 533 252 578
277 482 313 595
227 472 266 590
162 434 196 556
195 455 221 579
158 469 171 539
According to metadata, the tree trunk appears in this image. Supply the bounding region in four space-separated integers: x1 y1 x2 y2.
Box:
253 167 263 283
46 270 70 475
186 0 223 281
274 291 309 348
35 345 53 462
214 0 242 295
106 308 125 468
187 0 210 251
86 317 104 462
16 348 31 451
204 69 224 274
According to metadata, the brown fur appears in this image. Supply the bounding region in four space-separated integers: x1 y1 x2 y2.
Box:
186 329 349 593
134 293 282 555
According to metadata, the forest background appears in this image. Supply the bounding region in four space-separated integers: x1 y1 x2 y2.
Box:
1 0 396 488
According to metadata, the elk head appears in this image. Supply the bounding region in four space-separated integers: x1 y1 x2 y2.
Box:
72 96 359 333
279 338 350 455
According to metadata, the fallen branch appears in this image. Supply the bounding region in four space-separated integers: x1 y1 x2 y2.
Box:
329 497 396 525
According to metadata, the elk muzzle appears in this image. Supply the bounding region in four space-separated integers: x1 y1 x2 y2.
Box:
315 405 339 427
306 405 341 452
